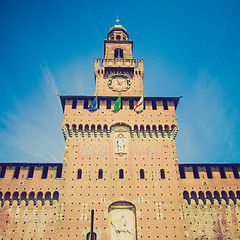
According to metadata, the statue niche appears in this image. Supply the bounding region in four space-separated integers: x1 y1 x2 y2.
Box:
108 201 136 240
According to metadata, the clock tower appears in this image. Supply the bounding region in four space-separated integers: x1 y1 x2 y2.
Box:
58 21 184 240
94 20 144 96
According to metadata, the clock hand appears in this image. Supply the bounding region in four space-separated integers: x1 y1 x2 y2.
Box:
117 79 122 85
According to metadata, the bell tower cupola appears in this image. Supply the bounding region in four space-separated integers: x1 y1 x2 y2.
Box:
94 20 144 96
107 19 129 42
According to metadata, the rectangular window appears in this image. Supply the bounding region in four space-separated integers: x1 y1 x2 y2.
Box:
107 100 111 109
206 165 213 179
41 166 48 179
13 165 20 179
179 165 186 179
27 165 34 179
84 99 89 109
232 165 240 179
72 99 77 109
193 166 200 179
219 166 227 179
0 165 6 179
152 101 157 110
129 100 134 110
163 100 168 110
56 165 62 179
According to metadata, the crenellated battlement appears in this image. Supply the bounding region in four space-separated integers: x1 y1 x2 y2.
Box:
60 96 180 112
0 163 62 180
179 163 240 180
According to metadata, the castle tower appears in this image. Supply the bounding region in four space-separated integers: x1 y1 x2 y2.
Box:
58 21 184 239
94 20 144 96
1 21 240 240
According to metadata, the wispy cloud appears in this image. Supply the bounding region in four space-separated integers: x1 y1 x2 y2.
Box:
176 70 240 163
0 65 64 163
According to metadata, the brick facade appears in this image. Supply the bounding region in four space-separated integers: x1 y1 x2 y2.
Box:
0 22 240 240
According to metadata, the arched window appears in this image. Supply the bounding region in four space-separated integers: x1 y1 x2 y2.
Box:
53 191 59 201
20 192 27 201
229 191 236 204
37 192 43 201
119 169 124 179
4 192 11 201
12 192 19 201
199 191 206 205
45 192 51 200
191 191 198 205
98 169 103 179
160 169 165 179
221 191 229 204
214 191 221 204
29 192 35 201
206 191 214 204
140 169 145 179
77 169 82 179
183 191 190 205
114 48 123 58
86 232 97 240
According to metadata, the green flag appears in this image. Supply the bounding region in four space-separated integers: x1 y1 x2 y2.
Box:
111 95 121 111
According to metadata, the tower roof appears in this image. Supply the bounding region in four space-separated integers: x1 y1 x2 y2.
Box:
109 23 127 33
108 19 128 37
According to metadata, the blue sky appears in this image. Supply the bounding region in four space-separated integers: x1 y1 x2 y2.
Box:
0 0 240 163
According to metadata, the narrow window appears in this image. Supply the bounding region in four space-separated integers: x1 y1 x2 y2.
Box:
160 169 165 179
27 165 34 179
116 35 121 40
13 166 20 179
129 100 134 109
72 99 77 109
41 165 48 179
77 169 82 179
206 165 213 179
84 99 89 109
219 166 227 179
119 169 124 179
98 169 103 179
163 100 168 110
232 165 240 178
56 164 62 179
152 101 157 110
192 165 199 179
179 165 186 179
0 165 6 179
140 169 145 179
107 100 111 109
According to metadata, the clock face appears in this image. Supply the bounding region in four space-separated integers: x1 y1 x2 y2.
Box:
108 75 131 92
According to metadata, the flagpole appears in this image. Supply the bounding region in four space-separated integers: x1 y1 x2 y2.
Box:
90 209 94 240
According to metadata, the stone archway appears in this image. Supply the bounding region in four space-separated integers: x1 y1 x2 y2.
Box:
108 201 136 240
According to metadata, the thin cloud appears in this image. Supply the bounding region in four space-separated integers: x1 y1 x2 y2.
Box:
176 70 240 163
0 65 64 163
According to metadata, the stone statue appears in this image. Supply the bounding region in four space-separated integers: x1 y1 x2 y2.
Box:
111 215 133 240
116 134 125 153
